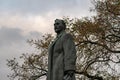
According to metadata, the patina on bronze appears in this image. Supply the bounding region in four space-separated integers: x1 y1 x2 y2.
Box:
47 19 77 80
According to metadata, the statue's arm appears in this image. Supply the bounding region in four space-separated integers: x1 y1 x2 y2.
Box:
63 34 77 72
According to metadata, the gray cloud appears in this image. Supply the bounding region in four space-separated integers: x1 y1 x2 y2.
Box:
0 27 24 47
0 27 42 47
0 27 42 80
0 0 93 16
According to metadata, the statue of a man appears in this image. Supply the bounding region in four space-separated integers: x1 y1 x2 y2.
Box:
47 19 77 80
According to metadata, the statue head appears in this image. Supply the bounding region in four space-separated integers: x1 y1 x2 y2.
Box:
54 19 66 34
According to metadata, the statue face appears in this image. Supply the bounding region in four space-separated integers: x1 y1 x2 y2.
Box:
54 20 64 33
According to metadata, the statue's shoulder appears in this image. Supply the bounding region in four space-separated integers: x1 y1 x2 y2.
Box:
62 32 73 39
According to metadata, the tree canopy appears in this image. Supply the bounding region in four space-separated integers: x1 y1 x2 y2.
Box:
7 0 120 80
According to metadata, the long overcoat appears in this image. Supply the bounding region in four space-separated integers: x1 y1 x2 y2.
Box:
47 31 77 80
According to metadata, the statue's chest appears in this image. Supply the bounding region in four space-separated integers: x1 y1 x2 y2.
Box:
53 38 63 53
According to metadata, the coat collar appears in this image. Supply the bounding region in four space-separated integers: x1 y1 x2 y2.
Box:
57 30 65 38
50 30 65 48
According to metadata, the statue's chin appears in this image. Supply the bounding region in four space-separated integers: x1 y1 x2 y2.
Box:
55 29 61 34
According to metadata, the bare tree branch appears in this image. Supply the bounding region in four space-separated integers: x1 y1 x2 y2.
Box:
75 71 103 80
76 40 120 53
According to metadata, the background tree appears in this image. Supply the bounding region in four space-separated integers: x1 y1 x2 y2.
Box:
7 0 120 80
7 34 53 80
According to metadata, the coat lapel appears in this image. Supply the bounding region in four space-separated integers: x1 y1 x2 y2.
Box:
50 37 59 48
49 31 65 48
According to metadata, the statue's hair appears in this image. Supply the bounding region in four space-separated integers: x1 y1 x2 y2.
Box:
55 19 66 30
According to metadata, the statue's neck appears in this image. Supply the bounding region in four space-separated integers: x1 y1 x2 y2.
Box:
56 30 65 38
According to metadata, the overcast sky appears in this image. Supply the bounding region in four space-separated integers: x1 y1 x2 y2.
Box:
0 0 94 80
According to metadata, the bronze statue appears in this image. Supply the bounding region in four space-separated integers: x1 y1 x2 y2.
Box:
47 19 77 80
